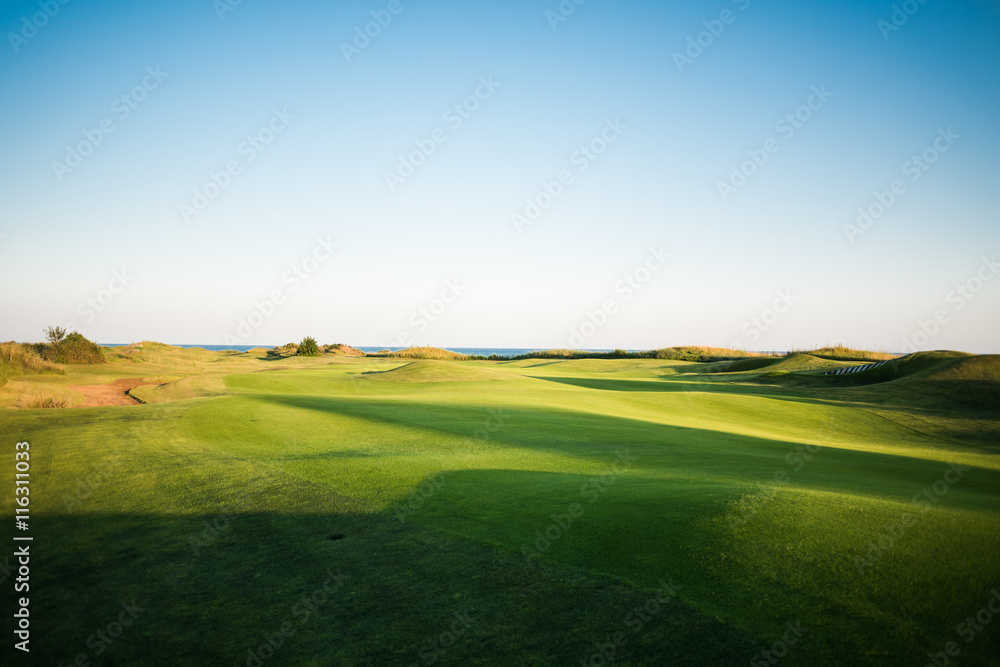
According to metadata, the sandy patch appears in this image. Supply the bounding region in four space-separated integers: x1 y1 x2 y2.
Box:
67 378 157 407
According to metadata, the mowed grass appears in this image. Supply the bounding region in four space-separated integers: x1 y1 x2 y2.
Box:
2 349 998 665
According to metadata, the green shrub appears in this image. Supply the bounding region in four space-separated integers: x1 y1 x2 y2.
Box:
298 337 320 356
37 332 105 364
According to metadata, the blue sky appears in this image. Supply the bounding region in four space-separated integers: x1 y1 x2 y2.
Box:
1 0 998 352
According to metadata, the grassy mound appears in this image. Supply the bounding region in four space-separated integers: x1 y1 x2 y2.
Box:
765 353 850 374
644 346 772 362
789 345 897 362
362 360 509 383
704 357 782 374
368 347 469 360
815 350 970 385
324 343 365 356
756 352 999 414
878 352 1000 411
918 353 1000 382
704 354 847 376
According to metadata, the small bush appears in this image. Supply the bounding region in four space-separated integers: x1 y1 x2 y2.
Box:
36 332 105 364
298 337 320 356
21 392 70 409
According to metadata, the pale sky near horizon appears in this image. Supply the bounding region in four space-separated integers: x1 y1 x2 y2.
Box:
1 0 998 352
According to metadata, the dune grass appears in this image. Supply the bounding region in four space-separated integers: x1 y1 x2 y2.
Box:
19 391 71 408
368 346 471 360
1 345 997 665
787 345 898 362
0 341 65 387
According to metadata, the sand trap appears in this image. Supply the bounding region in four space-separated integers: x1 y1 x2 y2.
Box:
67 378 156 407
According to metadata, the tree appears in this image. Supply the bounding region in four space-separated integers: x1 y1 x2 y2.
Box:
44 326 67 343
298 337 319 356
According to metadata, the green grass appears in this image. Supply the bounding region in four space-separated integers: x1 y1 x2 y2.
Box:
2 346 998 665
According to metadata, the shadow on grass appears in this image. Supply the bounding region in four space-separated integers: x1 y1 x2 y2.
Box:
248 394 1000 507
533 374 1000 426
30 509 762 666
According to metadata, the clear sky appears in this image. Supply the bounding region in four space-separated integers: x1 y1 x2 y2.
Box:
1 0 998 352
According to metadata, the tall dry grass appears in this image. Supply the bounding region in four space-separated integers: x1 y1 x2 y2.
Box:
1 342 65 387
20 392 70 409
786 345 898 362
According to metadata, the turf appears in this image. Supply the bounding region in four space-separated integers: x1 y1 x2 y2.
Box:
1 347 998 665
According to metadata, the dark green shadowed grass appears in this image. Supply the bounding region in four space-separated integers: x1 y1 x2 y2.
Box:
1 348 998 665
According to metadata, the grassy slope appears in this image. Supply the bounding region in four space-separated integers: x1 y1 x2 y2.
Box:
1 348 998 665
